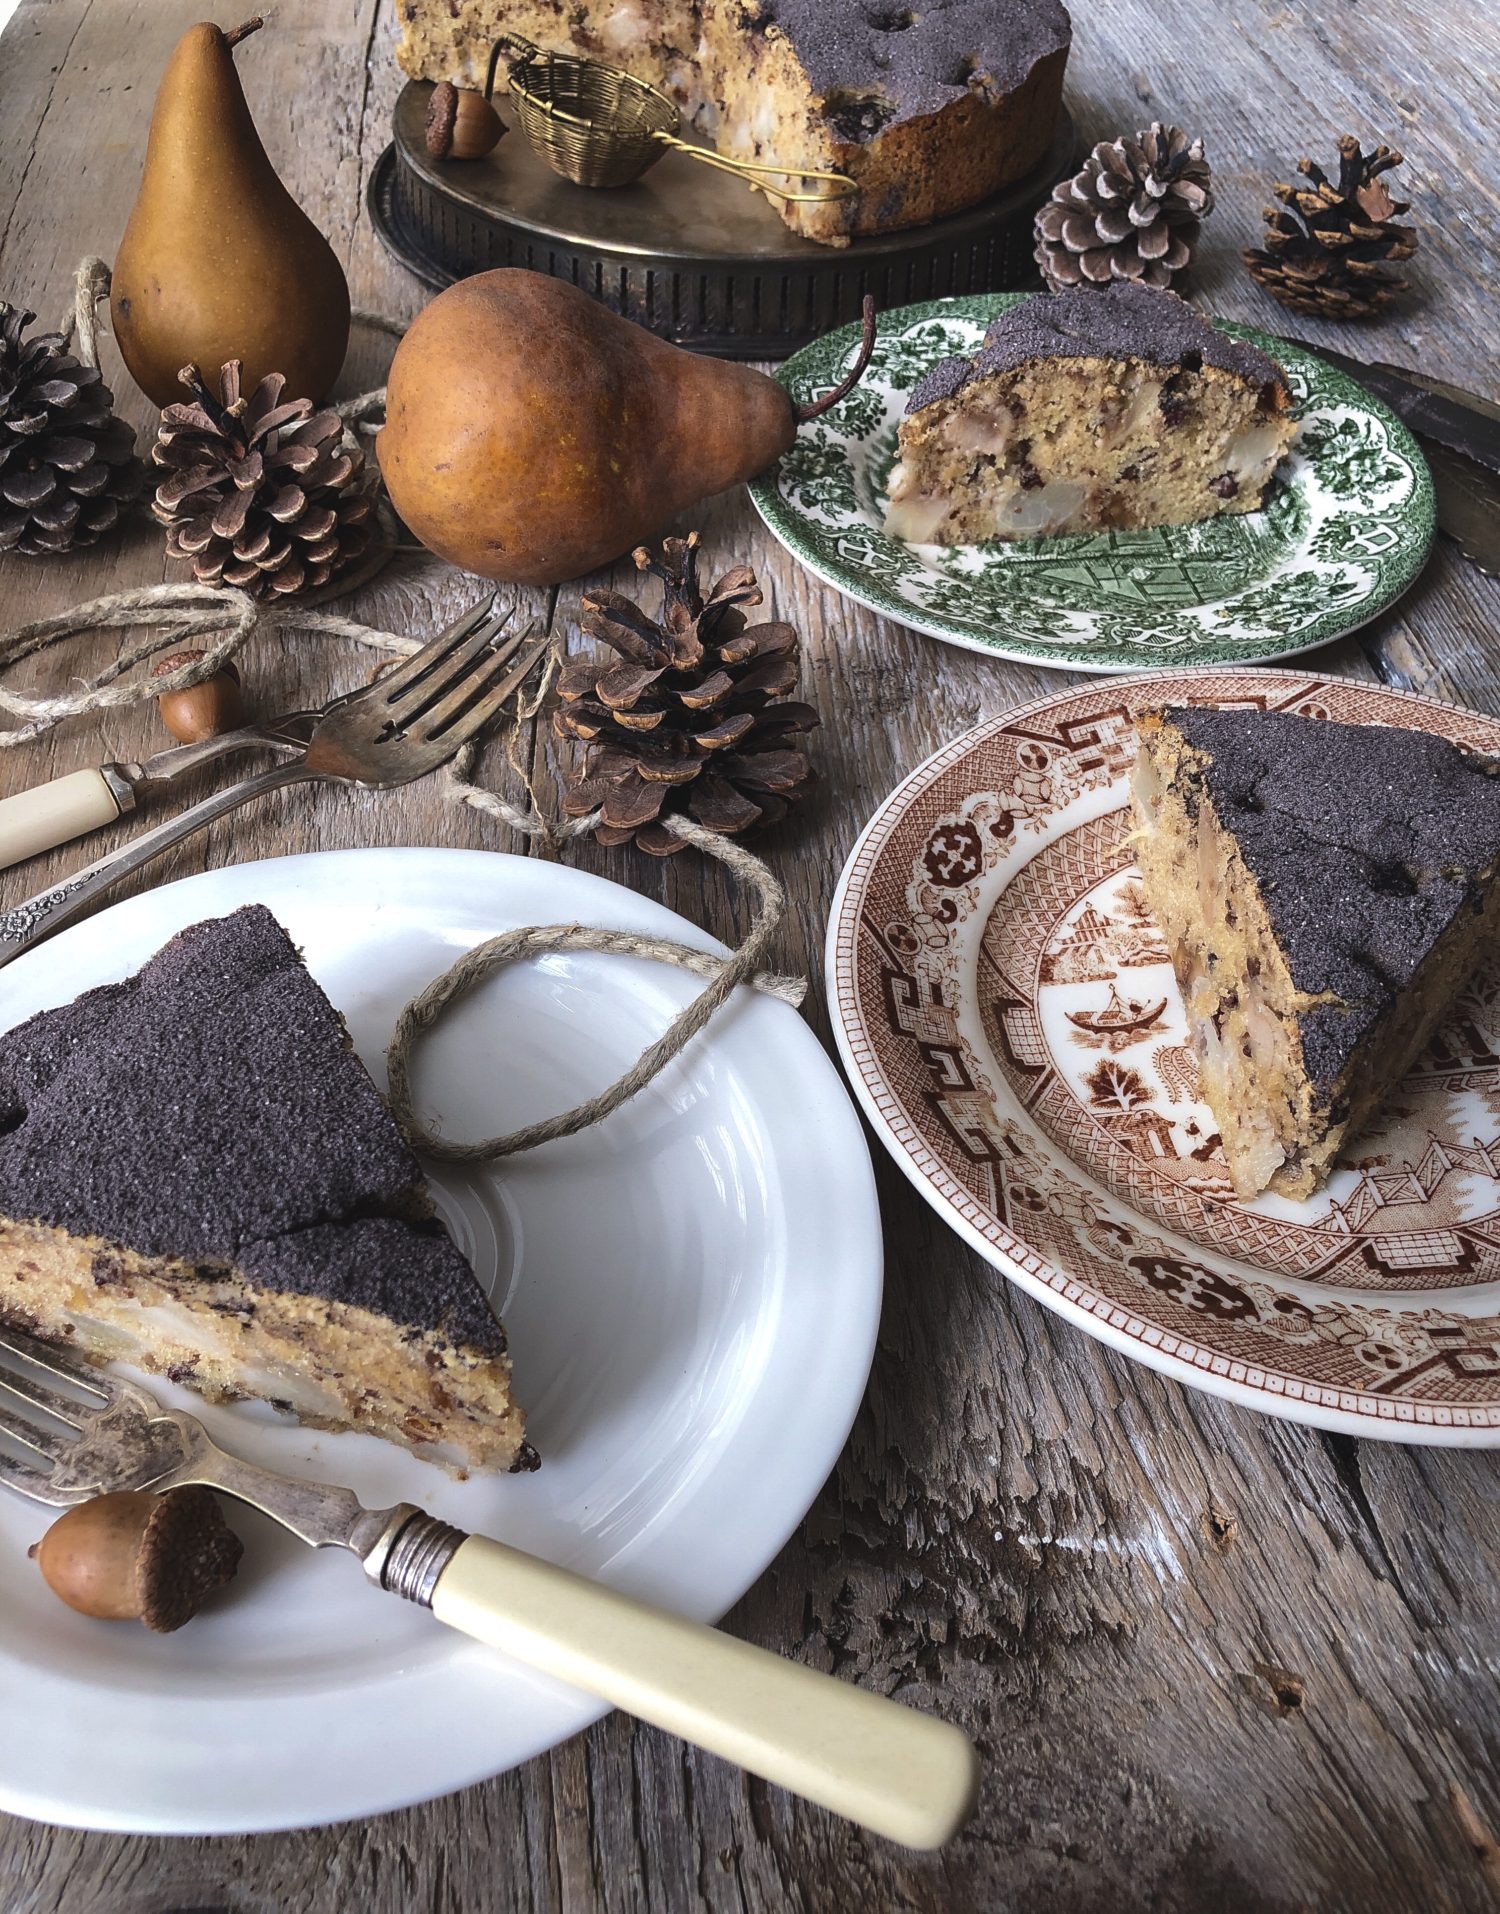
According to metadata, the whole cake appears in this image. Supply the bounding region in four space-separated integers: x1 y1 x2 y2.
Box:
884 283 1294 543
394 0 1072 244
0 907 529 1473
1132 707 1500 1202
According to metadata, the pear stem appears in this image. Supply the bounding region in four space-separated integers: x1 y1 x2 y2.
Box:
794 296 877 424
224 17 264 49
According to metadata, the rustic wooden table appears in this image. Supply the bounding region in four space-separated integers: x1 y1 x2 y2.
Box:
2 2 1498 1909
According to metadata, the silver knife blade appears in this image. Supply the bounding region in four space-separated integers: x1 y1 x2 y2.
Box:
1280 336 1500 476
1420 441 1500 577
1392 365 1500 430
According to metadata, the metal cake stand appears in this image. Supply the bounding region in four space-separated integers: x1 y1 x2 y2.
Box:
369 81 1077 358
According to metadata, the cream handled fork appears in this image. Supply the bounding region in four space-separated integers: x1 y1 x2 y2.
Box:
0 599 550 972
0 1327 980 1849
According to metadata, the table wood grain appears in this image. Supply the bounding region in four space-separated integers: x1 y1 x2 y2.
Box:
2 1 1498 1908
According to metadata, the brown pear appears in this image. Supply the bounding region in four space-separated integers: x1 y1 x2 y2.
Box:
377 272 874 586
111 19 350 409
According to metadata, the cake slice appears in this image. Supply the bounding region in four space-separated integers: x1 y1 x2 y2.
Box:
1131 707 1500 1201
0 906 530 1472
884 283 1293 544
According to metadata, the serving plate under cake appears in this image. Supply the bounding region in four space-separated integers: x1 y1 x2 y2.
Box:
0 849 882 1833
827 670 1500 1443
751 294 1435 671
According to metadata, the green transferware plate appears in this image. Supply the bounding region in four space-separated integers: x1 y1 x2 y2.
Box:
748 293 1436 674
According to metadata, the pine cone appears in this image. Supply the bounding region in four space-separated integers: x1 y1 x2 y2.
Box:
0 304 141 556
555 534 819 858
151 361 372 598
1034 123 1213 293
1242 136 1416 319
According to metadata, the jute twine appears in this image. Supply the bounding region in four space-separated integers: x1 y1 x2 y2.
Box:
1 259 807 1161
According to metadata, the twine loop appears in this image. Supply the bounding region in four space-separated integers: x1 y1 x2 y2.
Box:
385 821 804 1161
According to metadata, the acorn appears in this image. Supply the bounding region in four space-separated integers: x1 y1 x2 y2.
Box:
425 81 505 161
29 1486 243 1632
152 648 246 742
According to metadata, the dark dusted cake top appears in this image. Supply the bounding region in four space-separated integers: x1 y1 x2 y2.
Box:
0 905 506 1357
907 282 1289 414
757 0 1071 142
1163 706 1500 1100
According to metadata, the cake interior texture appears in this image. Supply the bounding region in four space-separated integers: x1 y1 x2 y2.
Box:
393 0 1071 242
885 283 1294 544
0 906 527 1474
1131 707 1500 1202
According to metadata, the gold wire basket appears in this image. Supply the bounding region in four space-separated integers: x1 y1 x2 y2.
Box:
485 35 857 203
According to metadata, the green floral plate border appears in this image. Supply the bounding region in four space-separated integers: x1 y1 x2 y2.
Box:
748 293 1436 674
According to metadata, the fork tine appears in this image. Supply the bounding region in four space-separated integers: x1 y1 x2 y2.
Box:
0 1329 111 1404
0 1449 59 1499
0 1368 89 1430
418 626 554 746
383 609 524 728
373 595 502 706
0 1397 72 1462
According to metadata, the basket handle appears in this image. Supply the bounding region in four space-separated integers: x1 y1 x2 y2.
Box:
653 133 857 204
484 32 540 97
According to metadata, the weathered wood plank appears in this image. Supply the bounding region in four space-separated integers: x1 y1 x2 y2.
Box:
1 0 1498 1909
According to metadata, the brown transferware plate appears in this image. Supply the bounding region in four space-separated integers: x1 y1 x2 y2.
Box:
827 669 1500 1442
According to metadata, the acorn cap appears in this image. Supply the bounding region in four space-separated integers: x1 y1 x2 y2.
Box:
151 648 241 685
136 1484 244 1632
426 81 459 158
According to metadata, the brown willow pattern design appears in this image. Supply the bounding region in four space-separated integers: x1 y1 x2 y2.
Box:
834 669 1500 1436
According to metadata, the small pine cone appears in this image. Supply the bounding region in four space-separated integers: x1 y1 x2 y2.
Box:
1242 135 1417 319
151 361 373 599
1035 123 1213 293
0 304 142 556
554 533 819 858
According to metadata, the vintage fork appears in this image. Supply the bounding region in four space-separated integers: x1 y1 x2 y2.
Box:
0 599 552 971
0 1327 977 1849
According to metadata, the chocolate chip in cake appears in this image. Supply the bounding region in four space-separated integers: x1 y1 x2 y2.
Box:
824 88 898 141
1210 473 1240 498
1160 378 1191 427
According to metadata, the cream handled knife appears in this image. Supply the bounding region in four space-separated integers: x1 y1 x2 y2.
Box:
0 714 315 872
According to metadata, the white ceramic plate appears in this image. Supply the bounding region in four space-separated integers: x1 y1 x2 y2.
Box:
827 670 1500 1445
0 848 882 1832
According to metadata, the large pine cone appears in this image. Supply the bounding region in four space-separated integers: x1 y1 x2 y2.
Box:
555 534 819 857
151 361 372 598
0 304 141 556
1242 136 1417 319
1035 123 1213 293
